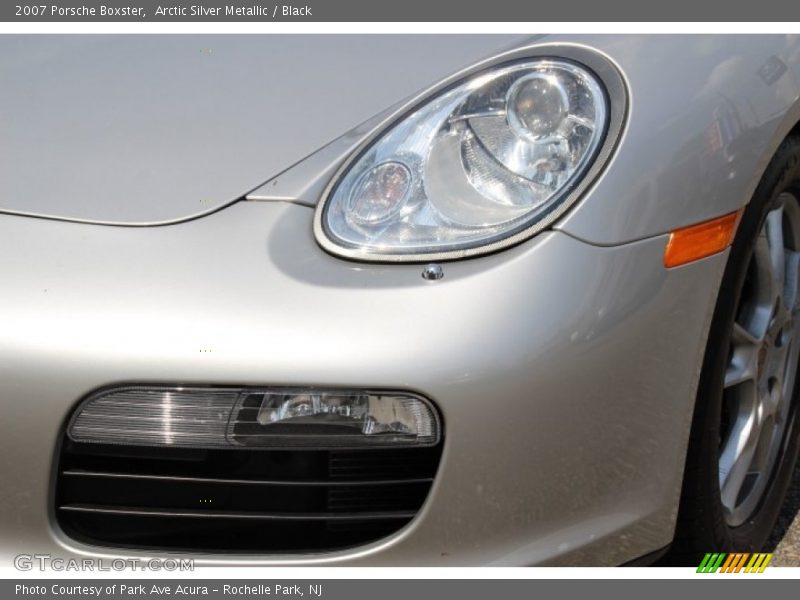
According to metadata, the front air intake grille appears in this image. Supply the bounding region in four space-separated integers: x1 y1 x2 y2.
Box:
55 439 442 553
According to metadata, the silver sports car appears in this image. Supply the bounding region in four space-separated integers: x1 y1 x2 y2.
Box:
1 34 800 567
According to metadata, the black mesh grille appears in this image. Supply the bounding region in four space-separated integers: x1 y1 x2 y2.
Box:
55 439 442 553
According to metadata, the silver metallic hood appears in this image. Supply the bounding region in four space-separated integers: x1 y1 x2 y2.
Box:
0 34 526 225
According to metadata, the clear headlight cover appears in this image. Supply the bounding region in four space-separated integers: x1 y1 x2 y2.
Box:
317 59 610 261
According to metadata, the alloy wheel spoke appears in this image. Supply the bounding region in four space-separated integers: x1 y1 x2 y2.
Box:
786 250 800 313
731 321 761 347
752 235 782 337
760 242 783 317
762 380 781 419
766 206 786 296
725 323 759 388
719 400 762 511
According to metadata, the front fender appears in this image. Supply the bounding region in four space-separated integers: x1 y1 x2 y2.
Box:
555 34 800 245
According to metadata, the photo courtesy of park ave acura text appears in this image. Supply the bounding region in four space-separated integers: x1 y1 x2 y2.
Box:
2 32 800 569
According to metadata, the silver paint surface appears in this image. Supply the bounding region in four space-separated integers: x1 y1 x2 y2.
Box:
0 201 724 565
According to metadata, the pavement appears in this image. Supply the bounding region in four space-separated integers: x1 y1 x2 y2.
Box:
769 461 800 565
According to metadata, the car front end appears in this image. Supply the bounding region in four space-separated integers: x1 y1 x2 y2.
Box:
2 34 800 566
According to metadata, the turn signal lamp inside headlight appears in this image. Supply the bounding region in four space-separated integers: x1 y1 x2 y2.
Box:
68 386 441 449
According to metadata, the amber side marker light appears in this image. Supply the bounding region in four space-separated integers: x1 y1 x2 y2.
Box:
664 209 744 268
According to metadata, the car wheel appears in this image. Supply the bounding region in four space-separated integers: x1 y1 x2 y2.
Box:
665 135 800 565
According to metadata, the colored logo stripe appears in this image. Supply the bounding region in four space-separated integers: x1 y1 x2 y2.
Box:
746 553 773 573
697 553 726 572
697 553 773 573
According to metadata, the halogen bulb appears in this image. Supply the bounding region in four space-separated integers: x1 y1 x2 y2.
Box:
347 161 411 225
506 73 569 142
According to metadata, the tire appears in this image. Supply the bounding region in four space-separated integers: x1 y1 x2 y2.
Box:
664 135 800 565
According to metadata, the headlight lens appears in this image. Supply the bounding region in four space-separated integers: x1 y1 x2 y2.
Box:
317 59 611 261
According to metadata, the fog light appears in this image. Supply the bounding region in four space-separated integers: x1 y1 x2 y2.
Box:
68 386 440 449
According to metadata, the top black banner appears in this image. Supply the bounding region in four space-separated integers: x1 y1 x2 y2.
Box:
3 0 800 22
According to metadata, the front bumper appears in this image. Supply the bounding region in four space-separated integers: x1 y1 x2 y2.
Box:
0 200 726 565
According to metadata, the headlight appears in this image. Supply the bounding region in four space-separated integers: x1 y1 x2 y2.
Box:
315 54 625 262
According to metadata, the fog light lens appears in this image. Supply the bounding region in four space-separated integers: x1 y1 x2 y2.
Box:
68 386 440 449
230 391 437 447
